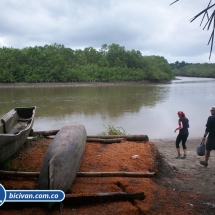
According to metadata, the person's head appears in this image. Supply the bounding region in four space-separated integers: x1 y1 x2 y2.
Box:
177 111 185 118
210 106 215 115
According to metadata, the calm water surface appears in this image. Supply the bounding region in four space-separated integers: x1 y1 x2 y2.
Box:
0 76 214 139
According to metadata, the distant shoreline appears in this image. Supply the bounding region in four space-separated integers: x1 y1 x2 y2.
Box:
0 81 171 88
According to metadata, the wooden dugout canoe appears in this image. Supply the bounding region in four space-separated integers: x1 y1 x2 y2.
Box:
38 124 87 207
0 106 36 164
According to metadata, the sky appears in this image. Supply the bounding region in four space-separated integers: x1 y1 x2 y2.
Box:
0 0 215 64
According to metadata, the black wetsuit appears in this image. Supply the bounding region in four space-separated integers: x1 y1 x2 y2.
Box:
175 118 189 149
205 114 215 151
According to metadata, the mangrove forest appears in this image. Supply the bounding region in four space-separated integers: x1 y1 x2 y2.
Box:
0 43 174 83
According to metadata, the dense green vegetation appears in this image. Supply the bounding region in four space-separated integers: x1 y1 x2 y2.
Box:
170 61 215 78
0 43 173 83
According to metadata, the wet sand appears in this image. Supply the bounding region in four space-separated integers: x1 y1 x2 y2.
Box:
152 137 215 201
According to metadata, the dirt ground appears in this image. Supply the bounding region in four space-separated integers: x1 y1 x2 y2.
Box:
1 137 215 215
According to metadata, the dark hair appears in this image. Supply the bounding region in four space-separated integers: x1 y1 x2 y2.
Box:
177 111 185 118
177 111 189 124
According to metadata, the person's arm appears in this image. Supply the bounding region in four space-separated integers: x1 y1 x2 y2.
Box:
203 130 209 140
174 121 183 132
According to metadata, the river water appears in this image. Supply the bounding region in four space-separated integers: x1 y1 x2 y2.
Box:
0 76 214 139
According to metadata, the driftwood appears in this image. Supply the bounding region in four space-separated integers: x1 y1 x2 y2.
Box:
33 137 125 143
63 192 145 206
30 130 149 142
30 129 59 136
83 138 124 143
29 136 125 143
88 135 149 141
0 170 156 178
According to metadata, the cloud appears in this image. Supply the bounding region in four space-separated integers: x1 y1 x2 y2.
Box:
0 0 214 63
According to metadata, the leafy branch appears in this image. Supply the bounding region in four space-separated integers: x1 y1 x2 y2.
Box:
170 0 215 60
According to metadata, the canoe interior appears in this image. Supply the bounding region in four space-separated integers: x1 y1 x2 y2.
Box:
0 106 36 164
0 107 36 135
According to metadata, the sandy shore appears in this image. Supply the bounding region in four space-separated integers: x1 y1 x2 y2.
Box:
152 137 215 201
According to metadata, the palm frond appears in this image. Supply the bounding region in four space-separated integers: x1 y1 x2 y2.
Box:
202 10 215 30
170 0 215 59
200 0 211 26
190 3 215 22
170 0 179 6
208 17 215 60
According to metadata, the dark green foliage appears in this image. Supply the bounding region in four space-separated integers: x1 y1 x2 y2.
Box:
0 43 174 83
170 61 215 78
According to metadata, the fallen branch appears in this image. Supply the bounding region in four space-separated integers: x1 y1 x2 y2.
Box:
0 170 156 178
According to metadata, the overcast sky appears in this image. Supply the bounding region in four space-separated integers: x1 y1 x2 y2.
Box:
1 0 215 63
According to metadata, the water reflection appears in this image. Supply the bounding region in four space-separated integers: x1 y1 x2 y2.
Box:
0 85 169 118
0 77 214 138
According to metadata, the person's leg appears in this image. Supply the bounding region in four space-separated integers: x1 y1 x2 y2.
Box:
200 139 211 167
181 133 188 158
205 150 210 163
175 134 181 158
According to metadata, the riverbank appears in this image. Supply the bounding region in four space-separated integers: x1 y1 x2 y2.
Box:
1 137 215 214
152 137 215 201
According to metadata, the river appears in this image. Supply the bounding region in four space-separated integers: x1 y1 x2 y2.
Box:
0 76 214 139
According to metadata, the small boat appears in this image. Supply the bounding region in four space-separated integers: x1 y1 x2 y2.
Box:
38 123 87 207
0 106 36 164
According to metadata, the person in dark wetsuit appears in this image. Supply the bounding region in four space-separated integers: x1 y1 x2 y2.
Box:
174 111 189 159
200 106 215 167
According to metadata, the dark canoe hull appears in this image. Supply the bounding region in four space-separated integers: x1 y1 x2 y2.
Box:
38 124 87 198
0 107 36 164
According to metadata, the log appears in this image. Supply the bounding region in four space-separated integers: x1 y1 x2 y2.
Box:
0 170 156 178
88 135 149 141
29 137 125 143
63 192 145 206
0 170 39 178
30 131 149 141
86 138 124 143
35 137 125 143
30 130 59 136
77 171 157 178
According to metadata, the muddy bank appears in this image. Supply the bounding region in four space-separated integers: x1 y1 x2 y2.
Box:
0 82 151 88
152 137 215 201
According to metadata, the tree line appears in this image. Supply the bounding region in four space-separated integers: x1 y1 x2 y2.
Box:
170 61 215 78
0 43 174 83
